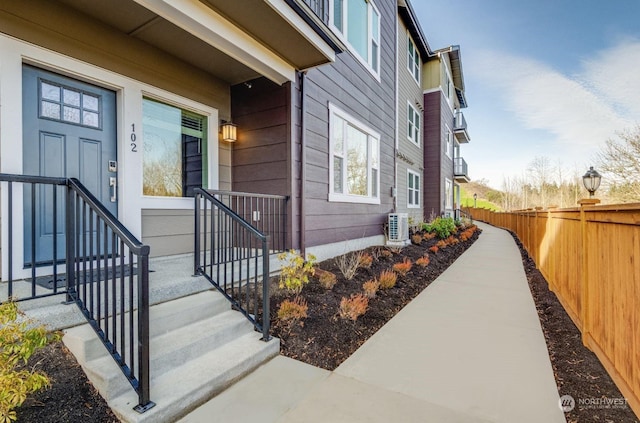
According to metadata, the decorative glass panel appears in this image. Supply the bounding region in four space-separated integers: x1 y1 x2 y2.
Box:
63 106 80 123
41 101 60 119
83 111 99 127
83 93 99 111
63 88 81 107
334 156 343 193
41 82 60 102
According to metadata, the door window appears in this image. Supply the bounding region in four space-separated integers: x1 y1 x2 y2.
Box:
39 80 101 128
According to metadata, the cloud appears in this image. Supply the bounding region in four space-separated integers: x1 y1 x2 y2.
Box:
472 45 636 149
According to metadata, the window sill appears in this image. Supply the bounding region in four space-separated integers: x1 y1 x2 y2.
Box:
328 193 380 205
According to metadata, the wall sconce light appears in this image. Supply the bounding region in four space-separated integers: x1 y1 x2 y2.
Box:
221 121 237 143
582 166 601 198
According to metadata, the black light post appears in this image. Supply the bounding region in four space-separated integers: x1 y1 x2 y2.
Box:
582 166 601 198
473 193 477 208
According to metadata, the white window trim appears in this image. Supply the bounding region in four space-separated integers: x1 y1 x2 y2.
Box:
329 0 381 80
407 169 420 208
328 103 381 205
407 101 420 147
445 124 452 159
442 58 454 110
407 33 420 85
445 178 453 209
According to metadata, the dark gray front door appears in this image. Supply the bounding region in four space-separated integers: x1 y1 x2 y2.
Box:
22 65 117 266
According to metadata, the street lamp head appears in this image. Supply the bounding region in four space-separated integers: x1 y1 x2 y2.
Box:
473 193 477 199
582 166 601 198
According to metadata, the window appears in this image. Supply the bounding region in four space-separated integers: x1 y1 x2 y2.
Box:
39 79 101 128
407 102 420 146
143 98 208 197
407 170 420 208
442 60 453 105
445 125 452 158
407 35 420 83
331 0 381 75
445 179 453 209
329 104 380 204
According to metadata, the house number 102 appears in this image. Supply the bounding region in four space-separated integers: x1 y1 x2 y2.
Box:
131 123 137 152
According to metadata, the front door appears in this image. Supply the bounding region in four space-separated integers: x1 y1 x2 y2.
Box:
22 65 117 266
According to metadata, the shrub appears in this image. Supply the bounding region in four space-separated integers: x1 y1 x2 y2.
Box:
380 249 393 259
339 294 369 321
424 216 456 239
358 253 373 269
278 250 316 294
378 270 397 289
410 234 423 245
392 258 412 276
316 269 337 290
0 301 59 423
429 245 439 254
436 240 447 249
336 251 363 280
277 296 308 325
423 232 436 241
416 255 430 267
362 279 380 298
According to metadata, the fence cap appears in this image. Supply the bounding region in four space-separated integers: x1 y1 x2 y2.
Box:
578 198 601 206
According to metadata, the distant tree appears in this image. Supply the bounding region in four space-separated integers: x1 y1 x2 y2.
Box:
597 125 640 203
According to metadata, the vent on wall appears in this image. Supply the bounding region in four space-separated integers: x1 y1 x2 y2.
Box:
387 213 409 245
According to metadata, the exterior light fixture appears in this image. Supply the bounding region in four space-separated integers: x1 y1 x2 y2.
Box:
221 121 237 143
473 193 477 208
582 166 601 198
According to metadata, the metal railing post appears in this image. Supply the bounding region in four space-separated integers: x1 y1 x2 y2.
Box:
194 193 201 275
261 235 270 341
134 247 155 413
65 184 76 303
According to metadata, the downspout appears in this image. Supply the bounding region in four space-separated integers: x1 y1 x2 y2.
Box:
299 70 307 256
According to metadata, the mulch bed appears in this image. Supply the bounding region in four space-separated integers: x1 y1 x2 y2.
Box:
270 227 481 370
512 232 639 423
16 341 118 423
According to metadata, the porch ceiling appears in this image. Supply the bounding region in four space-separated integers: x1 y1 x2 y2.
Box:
56 0 334 85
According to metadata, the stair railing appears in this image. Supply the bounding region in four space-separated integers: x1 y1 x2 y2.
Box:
0 174 154 413
193 188 276 341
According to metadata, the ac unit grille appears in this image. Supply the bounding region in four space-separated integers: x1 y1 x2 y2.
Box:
388 213 409 243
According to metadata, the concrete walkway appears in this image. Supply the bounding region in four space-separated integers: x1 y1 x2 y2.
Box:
178 222 566 423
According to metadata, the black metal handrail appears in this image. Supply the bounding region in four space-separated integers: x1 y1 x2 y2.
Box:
0 174 154 413
206 189 288 256
193 188 271 341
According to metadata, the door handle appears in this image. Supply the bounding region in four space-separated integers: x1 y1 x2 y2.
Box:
110 177 117 202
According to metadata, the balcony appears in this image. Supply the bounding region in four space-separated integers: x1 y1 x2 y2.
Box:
454 111 471 143
454 157 470 183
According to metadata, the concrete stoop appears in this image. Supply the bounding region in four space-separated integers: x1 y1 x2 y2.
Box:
63 290 280 423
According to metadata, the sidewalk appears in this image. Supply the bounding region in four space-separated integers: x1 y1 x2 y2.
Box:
179 222 566 423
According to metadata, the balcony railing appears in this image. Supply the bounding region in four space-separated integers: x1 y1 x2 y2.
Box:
454 157 470 182
301 0 328 23
453 111 470 143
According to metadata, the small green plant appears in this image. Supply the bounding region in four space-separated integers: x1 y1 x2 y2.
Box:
362 279 380 299
378 270 397 289
423 216 457 239
278 250 316 295
339 294 369 321
392 258 412 276
0 301 59 423
277 296 308 326
316 269 337 290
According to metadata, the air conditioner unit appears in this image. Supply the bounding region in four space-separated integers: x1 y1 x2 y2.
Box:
387 213 409 245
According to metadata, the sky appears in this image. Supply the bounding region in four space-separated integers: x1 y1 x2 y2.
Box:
411 0 640 189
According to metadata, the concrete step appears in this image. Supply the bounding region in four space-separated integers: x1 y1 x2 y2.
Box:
110 332 280 423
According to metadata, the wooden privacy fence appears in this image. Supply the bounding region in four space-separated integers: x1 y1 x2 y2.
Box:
467 203 640 417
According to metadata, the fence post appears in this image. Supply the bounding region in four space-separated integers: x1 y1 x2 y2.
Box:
578 198 599 348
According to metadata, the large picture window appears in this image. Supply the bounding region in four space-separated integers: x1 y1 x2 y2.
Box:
329 104 380 204
331 0 380 75
142 98 207 197
407 170 420 208
407 102 420 146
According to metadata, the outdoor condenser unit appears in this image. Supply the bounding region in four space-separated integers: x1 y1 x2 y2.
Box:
387 213 409 245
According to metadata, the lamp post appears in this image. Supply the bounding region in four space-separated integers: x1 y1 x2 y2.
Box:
473 193 477 208
582 166 601 198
